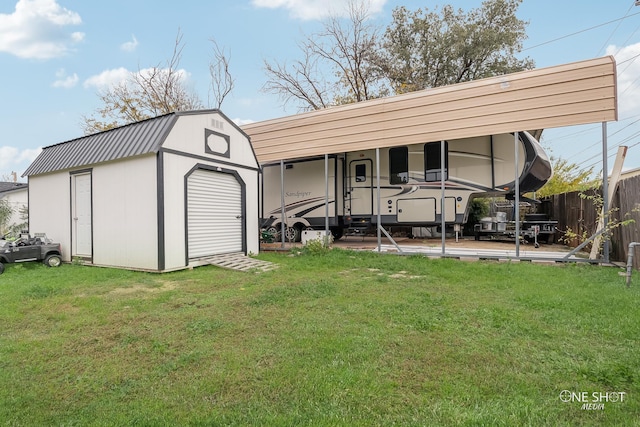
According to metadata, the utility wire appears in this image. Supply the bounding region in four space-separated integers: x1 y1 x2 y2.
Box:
544 124 601 141
523 11 640 52
545 115 640 163
558 121 640 173
577 136 640 172
528 3 640 175
580 142 640 174
577 131 640 166
618 50 640 66
609 22 640 58
568 117 640 162
596 3 635 56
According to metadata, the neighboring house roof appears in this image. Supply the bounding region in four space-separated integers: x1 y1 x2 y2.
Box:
0 182 28 194
23 113 179 177
621 167 640 180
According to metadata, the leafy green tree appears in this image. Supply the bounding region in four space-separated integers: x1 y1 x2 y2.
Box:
536 157 597 197
464 197 490 234
263 0 533 111
378 0 534 94
0 199 13 236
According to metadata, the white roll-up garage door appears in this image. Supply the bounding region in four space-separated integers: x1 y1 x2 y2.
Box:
187 169 243 259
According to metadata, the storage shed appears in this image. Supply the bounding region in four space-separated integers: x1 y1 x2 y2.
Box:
23 110 260 272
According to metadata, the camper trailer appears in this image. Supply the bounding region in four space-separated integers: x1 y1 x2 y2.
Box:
260 131 551 241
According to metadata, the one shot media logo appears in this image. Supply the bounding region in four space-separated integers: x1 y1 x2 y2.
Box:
559 390 627 410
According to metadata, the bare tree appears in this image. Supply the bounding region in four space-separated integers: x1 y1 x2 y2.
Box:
82 29 203 134
309 1 387 104
208 39 235 109
262 0 385 111
263 45 333 111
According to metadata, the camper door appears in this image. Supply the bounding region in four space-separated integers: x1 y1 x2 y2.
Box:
347 158 373 216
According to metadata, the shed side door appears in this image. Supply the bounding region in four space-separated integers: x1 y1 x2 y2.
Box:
187 169 243 259
71 172 92 258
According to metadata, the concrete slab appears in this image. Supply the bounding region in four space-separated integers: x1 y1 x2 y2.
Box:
374 244 585 262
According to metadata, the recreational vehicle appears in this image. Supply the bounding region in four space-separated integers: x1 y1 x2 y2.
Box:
260 131 552 241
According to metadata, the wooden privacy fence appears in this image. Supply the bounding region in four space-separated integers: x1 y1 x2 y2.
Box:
541 174 640 269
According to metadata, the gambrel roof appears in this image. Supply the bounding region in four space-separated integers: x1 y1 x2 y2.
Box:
23 113 178 177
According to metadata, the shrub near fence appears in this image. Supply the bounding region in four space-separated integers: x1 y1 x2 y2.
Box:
541 174 640 269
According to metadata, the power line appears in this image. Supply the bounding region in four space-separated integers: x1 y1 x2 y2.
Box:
577 137 640 172
576 117 640 160
523 11 640 52
580 143 640 175
618 50 640 66
543 124 601 142
617 51 640 94
596 3 635 56
544 115 640 164
609 23 640 59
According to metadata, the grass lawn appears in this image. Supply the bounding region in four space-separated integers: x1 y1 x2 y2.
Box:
1 248 639 426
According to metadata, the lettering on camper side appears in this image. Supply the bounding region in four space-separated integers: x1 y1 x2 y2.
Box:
286 191 312 199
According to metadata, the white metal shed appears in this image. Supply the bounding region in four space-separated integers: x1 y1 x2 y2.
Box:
23 110 260 272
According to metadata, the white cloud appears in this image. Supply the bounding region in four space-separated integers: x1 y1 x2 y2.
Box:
0 146 41 171
251 0 386 20
233 118 255 126
70 31 84 42
138 66 192 83
83 67 131 90
121 35 138 52
0 0 84 59
607 42 640 117
52 68 78 88
84 67 192 91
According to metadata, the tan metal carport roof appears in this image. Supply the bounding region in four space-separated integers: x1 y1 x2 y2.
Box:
242 56 618 164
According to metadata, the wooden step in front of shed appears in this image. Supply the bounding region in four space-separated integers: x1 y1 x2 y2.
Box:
199 252 278 273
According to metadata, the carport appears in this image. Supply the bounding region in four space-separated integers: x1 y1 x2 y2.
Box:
243 56 618 262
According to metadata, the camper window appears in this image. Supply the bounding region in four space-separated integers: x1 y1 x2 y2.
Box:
424 142 448 182
389 147 408 184
355 164 367 182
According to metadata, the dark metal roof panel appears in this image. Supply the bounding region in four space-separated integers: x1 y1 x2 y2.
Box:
0 182 28 194
23 113 178 177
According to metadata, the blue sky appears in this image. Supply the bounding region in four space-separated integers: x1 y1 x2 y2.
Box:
2 0 640 181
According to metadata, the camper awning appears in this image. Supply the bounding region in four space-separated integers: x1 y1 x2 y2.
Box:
242 56 617 164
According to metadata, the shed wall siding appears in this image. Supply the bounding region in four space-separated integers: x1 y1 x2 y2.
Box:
29 173 72 261
92 155 158 270
161 152 259 270
243 57 617 163
162 112 259 170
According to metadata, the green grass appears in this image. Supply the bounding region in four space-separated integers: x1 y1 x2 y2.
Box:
1 251 639 426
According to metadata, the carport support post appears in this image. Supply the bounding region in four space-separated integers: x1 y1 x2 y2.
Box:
280 160 286 248
602 122 610 263
325 154 329 236
376 148 382 252
440 140 446 255
514 132 520 257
